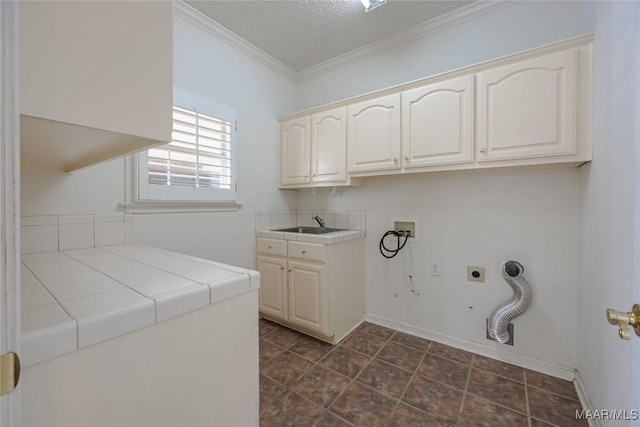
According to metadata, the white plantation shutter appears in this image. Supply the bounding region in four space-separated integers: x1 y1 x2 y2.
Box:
138 91 237 202
148 106 232 189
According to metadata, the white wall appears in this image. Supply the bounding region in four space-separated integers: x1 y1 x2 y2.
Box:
297 0 598 373
21 10 300 271
21 160 126 216
131 14 298 269
298 1 595 110
578 0 640 417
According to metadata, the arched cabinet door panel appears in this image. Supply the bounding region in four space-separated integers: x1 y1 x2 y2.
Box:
347 93 401 173
402 75 474 168
280 116 311 185
477 49 577 162
311 107 347 184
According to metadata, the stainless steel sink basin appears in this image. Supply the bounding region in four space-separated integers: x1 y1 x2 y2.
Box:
272 227 347 234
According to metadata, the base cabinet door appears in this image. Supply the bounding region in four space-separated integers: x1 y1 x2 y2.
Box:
287 261 327 335
257 255 288 321
476 49 577 161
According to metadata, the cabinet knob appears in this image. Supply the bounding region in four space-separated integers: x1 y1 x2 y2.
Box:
404 156 409 161
312 174 316 177
268 246 272 249
480 148 486 153
393 157 398 162
301 250 307 254
288 268 292 272
280 266 285 270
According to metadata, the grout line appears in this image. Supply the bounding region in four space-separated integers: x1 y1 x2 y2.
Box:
524 370 533 427
457 354 475 424
322 327 398 425
383 340 430 427
260 320 583 426
471 364 526 384
526 383 582 402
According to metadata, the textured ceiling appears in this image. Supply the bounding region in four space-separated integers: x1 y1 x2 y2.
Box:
186 0 474 72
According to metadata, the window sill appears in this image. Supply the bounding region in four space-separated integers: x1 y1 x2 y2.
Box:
120 200 242 214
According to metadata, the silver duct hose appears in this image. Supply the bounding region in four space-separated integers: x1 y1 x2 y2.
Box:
487 261 533 344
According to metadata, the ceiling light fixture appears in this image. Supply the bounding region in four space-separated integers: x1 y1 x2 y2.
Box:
360 0 387 12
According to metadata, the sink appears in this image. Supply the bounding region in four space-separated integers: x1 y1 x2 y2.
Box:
272 227 347 234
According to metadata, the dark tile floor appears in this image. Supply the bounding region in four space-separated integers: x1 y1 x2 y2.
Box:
259 319 587 427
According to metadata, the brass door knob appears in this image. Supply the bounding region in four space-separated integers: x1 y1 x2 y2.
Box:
606 304 640 340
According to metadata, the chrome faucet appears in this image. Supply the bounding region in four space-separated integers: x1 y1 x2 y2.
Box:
313 215 325 228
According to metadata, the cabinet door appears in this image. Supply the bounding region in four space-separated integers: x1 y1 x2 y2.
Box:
280 117 311 185
347 93 401 173
402 75 474 168
311 107 347 184
288 260 328 334
477 49 577 161
257 255 288 321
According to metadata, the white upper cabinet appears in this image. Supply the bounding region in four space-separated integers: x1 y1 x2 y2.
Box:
311 107 347 184
277 36 592 186
20 1 173 173
476 49 577 162
347 93 401 173
280 116 311 186
402 75 474 168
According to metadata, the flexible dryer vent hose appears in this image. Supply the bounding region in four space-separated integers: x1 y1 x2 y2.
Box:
487 261 533 344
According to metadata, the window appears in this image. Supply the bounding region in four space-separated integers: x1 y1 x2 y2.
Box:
137 90 237 203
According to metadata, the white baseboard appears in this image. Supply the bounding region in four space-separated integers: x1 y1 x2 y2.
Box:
574 370 600 427
365 313 576 381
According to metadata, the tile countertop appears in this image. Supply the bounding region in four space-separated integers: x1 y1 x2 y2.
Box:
255 228 366 244
21 244 259 367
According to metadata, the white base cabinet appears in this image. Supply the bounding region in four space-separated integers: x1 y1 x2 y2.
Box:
257 237 365 343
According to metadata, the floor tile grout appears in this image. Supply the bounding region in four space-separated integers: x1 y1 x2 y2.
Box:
524 369 533 427
322 325 397 425
383 339 431 427
259 320 585 426
456 353 476 425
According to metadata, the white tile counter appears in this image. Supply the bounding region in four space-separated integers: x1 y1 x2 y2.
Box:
21 243 259 367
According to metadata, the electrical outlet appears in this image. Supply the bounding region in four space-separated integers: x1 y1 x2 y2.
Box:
430 261 440 277
467 266 485 282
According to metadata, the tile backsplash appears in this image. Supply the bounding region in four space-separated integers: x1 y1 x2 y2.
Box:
255 209 366 231
22 214 134 254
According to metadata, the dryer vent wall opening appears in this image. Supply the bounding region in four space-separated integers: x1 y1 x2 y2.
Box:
487 261 533 344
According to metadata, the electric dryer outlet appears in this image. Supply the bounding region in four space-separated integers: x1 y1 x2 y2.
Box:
467 266 485 282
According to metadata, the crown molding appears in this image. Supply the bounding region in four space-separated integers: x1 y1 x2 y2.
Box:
298 0 516 81
174 0 516 83
173 1 299 82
